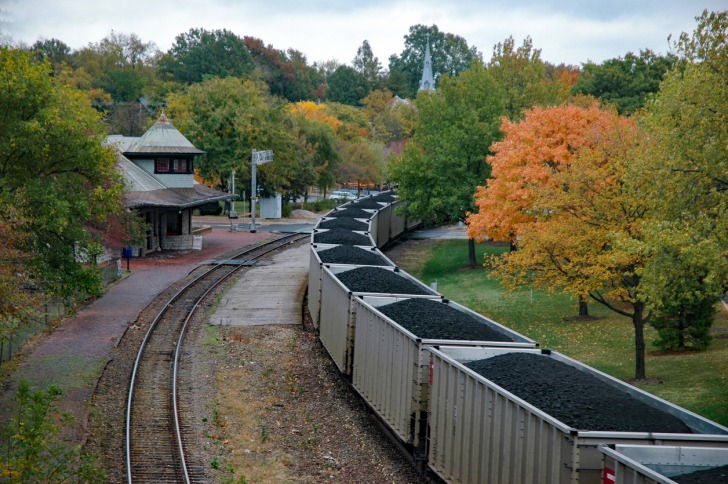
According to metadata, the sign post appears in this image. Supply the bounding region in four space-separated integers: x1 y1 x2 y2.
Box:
229 170 238 232
250 149 274 233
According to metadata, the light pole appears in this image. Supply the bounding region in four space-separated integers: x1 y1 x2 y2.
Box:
250 149 273 233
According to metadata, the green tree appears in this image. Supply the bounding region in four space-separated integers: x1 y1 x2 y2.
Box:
389 59 504 265
166 76 297 197
387 24 480 99
0 48 127 300
352 40 382 93
1 380 105 482
573 50 677 115
71 31 159 103
629 9 728 347
326 64 367 105
159 28 254 84
30 38 71 74
287 106 341 200
488 36 569 120
335 140 384 190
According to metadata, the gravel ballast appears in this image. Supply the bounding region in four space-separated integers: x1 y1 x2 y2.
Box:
317 246 392 266
319 217 369 231
314 228 372 246
335 267 433 295
377 298 514 341
464 353 693 433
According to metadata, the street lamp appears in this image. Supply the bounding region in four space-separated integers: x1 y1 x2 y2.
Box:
250 149 273 233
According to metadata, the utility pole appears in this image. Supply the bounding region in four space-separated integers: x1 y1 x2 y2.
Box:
250 149 274 233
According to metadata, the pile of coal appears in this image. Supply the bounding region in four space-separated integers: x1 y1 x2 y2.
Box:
378 298 512 341
319 217 369 231
317 246 391 266
314 228 372 246
335 267 433 295
465 353 693 433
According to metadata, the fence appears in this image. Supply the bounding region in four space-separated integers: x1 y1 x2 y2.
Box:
1 259 119 365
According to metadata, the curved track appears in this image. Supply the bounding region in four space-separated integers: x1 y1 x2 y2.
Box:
125 233 307 483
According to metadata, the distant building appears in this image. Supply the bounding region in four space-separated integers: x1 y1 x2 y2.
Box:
419 36 435 92
108 113 231 255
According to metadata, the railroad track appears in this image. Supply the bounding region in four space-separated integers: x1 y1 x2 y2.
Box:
125 233 308 483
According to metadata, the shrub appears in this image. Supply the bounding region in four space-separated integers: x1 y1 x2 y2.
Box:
198 202 223 216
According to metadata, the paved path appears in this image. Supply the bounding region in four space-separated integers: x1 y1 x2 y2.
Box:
0 225 276 443
210 244 309 326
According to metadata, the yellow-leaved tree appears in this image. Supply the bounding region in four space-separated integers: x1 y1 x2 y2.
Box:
466 103 658 380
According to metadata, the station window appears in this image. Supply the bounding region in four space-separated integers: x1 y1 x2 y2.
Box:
174 158 191 173
155 158 170 173
155 158 193 174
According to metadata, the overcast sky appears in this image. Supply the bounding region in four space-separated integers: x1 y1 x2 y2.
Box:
2 1 724 66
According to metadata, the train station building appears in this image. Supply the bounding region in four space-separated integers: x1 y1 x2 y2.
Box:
108 114 231 255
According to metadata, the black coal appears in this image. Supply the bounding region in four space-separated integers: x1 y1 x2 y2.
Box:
326 208 373 219
464 353 693 433
354 198 387 209
377 298 513 341
313 228 372 246
335 267 433 295
319 217 369 231
317 246 391 266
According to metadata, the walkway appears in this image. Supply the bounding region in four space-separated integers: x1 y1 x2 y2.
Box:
0 222 286 444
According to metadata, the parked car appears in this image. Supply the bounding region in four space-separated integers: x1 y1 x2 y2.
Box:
330 190 357 201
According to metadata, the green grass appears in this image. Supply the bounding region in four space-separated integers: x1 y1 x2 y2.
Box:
397 239 728 427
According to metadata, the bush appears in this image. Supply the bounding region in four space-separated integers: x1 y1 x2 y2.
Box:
651 297 716 351
197 202 223 216
1 380 106 482
281 203 293 218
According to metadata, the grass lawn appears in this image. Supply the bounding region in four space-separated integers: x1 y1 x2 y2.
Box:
391 238 728 427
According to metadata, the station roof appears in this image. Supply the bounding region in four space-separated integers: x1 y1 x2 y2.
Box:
115 113 205 156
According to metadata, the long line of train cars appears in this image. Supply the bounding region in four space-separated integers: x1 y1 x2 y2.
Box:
306 191 728 484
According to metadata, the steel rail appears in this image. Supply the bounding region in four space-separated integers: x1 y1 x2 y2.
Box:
125 233 305 483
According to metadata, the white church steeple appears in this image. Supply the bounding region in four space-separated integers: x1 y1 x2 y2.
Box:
419 35 435 92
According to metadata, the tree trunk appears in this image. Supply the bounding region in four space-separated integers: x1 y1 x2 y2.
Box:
578 297 589 317
468 238 477 267
632 301 647 380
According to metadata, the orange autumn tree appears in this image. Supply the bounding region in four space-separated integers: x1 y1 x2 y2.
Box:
467 103 656 380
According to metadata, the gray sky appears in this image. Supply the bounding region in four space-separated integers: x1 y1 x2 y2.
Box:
2 0 725 66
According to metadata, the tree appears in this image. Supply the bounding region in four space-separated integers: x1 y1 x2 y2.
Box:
326 64 367 105
335 140 384 190
467 104 660 380
387 24 480 98
287 102 342 198
166 76 298 197
488 36 570 120
361 89 415 144
352 40 382 93
159 28 254 84
573 50 677 115
30 38 71 73
629 9 728 348
389 59 504 265
71 31 160 103
0 48 128 300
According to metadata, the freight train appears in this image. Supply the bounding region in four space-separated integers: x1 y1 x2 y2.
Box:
306 191 728 484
